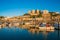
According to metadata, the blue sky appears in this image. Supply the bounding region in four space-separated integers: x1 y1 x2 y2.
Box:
0 0 60 16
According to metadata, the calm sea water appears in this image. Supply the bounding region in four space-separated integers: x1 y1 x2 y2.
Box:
0 27 60 40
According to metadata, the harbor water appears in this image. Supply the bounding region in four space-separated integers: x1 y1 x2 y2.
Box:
0 27 60 40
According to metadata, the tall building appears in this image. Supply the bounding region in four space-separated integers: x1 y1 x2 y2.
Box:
42 10 51 22
32 10 35 13
28 10 39 16
28 10 31 14
43 10 48 14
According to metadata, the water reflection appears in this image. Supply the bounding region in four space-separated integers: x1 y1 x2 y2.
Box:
43 32 48 40
0 27 60 40
28 27 54 34
57 30 60 40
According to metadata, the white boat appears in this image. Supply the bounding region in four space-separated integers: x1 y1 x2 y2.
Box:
39 26 55 31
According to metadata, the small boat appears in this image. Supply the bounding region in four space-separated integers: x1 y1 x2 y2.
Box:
39 26 55 31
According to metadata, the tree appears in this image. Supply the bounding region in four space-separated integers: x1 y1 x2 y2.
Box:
23 13 30 16
0 16 5 18
37 11 42 18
